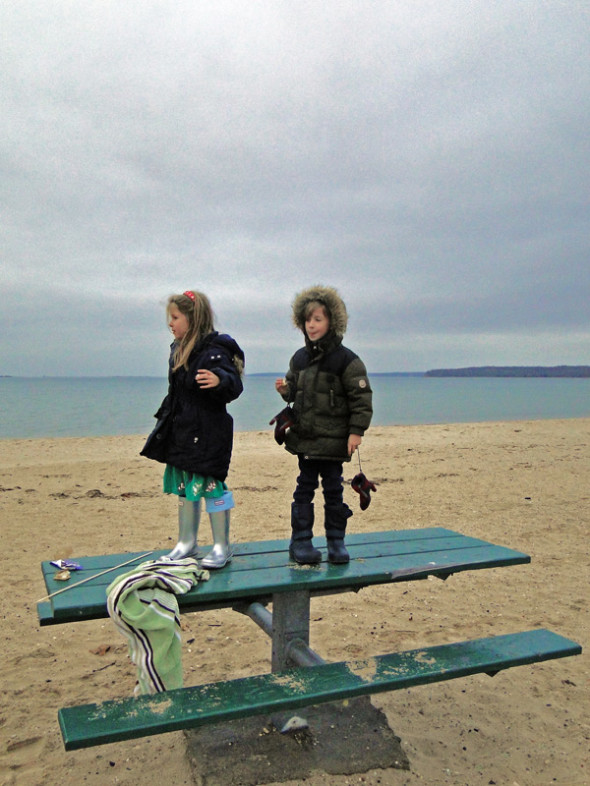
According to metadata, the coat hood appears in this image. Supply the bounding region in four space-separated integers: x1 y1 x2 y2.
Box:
291 285 348 338
210 332 245 375
169 332 245 376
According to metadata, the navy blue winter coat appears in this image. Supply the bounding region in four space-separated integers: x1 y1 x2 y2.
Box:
141 332 244 482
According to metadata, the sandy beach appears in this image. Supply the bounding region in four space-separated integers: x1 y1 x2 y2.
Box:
1 419 588 786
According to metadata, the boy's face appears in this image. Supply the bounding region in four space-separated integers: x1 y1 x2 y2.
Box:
305 305 330 342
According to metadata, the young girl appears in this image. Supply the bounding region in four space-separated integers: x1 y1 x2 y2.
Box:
141 290 245 569
274 285 372 565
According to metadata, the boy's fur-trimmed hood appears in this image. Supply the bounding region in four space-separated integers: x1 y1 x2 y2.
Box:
291 285 348 338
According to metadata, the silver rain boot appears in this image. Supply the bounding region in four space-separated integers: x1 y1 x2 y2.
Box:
201 491 234 569
166 497 201 560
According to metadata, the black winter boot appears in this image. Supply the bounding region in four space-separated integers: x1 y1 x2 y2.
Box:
324 503 353 564
289 503 322 564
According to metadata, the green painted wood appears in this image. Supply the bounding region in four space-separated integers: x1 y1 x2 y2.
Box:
40 545 530 625
58 629 581 750
37 602 55 625
40 528 455 582
40 531 493 598
39 529 530 625
201 533 494 574
40 528 469 582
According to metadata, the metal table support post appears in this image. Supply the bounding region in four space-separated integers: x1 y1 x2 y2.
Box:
271 589 312 672
234 593 326 672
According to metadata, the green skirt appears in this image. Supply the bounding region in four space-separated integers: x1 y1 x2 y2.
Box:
163 465 225 501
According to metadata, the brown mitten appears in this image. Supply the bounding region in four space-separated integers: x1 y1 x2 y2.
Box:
269 407 295 445
351 472 377 510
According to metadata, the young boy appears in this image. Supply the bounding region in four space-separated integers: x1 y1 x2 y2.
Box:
275 285 373 564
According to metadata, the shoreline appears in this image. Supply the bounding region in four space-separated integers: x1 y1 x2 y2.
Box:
1 417 588 785
3 375 589 442
1 417 589 475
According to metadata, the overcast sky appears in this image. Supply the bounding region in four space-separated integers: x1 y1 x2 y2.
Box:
2 1 589 376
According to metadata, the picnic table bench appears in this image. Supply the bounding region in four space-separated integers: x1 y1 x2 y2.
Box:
37 527 581 751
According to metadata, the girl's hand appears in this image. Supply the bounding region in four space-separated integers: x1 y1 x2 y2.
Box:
348 434 362 456
275 377 288 395
196 369 220 389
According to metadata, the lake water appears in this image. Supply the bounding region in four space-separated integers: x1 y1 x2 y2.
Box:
0 374 588 440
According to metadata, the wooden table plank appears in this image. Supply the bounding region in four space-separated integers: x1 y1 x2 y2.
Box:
39 527 518 589
39 529 530 625
40 527 466 579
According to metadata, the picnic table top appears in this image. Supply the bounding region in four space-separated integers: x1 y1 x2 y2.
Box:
38 526 530 626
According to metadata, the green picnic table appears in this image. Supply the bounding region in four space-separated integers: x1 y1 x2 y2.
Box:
37 527 581 750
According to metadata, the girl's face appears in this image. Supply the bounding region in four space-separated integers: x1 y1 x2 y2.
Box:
305 305 330 342
169 304 190 340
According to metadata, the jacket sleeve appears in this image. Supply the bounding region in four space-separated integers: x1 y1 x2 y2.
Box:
282 361 298 403
342 356 373 436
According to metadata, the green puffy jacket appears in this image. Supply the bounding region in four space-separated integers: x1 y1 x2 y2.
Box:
281 332 373 461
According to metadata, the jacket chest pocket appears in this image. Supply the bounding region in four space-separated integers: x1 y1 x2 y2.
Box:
326 373 344 407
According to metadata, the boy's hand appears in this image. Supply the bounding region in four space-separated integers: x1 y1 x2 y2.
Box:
348 434 362 456
196 369 220 388
275 377 288 395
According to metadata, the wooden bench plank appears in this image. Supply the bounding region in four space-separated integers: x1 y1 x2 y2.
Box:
40 537 529 625
58 628 581 750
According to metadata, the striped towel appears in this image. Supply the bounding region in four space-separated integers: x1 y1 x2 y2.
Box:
106 558 208 695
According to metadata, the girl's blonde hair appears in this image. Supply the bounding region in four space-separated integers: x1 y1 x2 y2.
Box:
167 290 215 371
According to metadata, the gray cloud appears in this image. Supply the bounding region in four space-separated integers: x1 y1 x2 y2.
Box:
2 1 589 375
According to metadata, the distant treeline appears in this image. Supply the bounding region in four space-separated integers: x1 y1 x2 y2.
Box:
425 366 590 378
